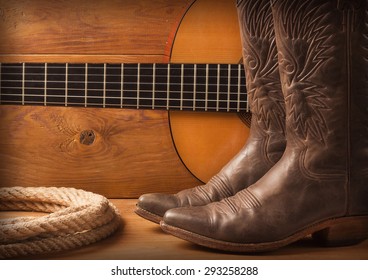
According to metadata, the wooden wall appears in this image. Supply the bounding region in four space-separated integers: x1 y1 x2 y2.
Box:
0 0 193 63
0 0 243 198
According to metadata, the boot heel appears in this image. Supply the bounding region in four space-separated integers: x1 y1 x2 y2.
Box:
312 217 368 247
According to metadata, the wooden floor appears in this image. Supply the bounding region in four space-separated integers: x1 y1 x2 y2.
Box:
6 199 362 260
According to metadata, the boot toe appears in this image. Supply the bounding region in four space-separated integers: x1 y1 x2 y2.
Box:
136 193 180 221
162 206 214 237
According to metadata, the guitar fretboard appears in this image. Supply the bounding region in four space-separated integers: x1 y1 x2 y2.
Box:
0 63 248 112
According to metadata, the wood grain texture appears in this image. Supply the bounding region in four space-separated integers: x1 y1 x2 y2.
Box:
0 54 169 63
0 106 200 198
0 0 203 197
0 0 194 62
170 0 242 64
5 199 368 260
170 111 249 182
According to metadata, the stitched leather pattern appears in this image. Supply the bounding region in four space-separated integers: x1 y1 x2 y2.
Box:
238 0 285 133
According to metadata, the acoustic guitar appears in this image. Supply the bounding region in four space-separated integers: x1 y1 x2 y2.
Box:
0 0 250 197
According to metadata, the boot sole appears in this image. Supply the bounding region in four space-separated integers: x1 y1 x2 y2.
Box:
160 216 368 253
135 206 162 224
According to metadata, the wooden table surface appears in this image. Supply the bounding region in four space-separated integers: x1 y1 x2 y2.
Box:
11 199 366 260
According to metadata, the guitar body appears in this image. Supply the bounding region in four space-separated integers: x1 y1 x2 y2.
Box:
0 0 248 197
169 0 249 182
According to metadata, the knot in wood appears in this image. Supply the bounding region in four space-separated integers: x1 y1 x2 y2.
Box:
80 130 96 145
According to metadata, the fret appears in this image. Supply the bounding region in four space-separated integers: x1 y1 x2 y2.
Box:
227 64 231 112
205 64 209 111
246 70 249 112
103 63 106 108
152 63 156 109
65 63 68 106
137 63 140 109
193 64 197 111
22 63 25 105
44 63 47 106
84 63 88 107
180 64 184 111
120 63 124 108
166 64 170 110
237 64 241 112
216 64 220 111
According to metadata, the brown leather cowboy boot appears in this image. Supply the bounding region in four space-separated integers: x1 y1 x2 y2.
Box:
160 0 368 252
135 0 286 223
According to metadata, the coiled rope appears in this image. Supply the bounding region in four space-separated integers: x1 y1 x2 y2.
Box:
0 186 121 259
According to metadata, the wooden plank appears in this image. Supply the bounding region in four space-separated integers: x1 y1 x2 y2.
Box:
0 54 168 63
0 0 193 59
0 106 201 198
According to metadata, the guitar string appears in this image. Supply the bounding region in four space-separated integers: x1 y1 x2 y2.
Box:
0 88 248 98
0 64 242 69
0 79 246 88
0 94 248 102
0 82 246 89
0 68 246 79
0 102 248 113
0 65 245 77
0 88 247 106
1 72 245 78
1 71 246 84
0 65 244 72
1 84 247 100
0 100 246 111
0 100 246 107
0 74 247 92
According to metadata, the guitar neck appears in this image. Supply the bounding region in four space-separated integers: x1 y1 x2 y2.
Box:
0 63 248 112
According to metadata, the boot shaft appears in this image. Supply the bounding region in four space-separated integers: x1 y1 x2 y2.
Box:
272 0 368 215
349 1 368 214
237 0 286 164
